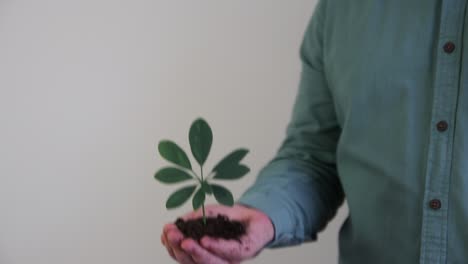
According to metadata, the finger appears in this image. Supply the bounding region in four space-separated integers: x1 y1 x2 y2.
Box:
163 223 180 236
164 227 197 264
172 246 197 264
182 207 217 221
166 245 176 260
183 205 244 221
201 236 259 261
182 209 203 221
181 238 230 264
161 233 176 260
164 224 185 246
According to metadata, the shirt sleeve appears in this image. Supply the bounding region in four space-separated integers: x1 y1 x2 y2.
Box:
237 0 345 248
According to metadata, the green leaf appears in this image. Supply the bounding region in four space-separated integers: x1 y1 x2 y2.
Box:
189 118 213 166
192 188 206 210
155 167 194 184
201 181 213 194
158 140 192 170
213 164 250 180
212 148 249 172
166 185 197 209
211 184 234 206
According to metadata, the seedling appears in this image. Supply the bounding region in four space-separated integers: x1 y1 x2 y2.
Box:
155 118 250 225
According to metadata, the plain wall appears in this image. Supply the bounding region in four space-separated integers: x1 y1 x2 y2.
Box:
0 1 348 263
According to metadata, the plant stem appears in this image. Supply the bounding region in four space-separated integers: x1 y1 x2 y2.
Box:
201 165 206 225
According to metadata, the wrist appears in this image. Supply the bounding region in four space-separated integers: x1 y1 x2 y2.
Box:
255 208 275 244
235 203 275 245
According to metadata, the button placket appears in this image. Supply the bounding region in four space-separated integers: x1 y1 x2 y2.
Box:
419 1 466 263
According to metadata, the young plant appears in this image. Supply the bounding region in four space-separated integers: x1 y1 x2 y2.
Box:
155 118 250 224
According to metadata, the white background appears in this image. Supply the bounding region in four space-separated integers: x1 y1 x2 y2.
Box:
0 1 348 263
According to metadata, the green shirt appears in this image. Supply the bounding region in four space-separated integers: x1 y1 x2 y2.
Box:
238 0 468 263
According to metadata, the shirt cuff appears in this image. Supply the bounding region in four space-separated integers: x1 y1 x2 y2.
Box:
237 189 310 248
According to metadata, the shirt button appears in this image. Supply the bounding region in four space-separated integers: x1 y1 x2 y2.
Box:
429 199 442 210
443 41 456 53
436 121 448 132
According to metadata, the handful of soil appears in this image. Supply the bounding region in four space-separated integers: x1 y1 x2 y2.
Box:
175 214 246 242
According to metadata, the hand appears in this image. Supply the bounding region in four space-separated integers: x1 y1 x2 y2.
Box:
161 204 275 264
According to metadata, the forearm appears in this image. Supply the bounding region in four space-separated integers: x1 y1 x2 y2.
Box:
237 157 344 248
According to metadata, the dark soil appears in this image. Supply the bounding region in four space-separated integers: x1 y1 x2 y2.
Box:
175 214 246 242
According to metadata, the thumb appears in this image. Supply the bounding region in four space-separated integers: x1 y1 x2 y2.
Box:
182 204 245 221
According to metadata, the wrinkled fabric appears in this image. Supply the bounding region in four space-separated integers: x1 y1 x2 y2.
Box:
238 0 468 263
